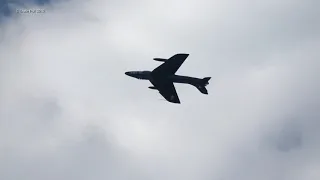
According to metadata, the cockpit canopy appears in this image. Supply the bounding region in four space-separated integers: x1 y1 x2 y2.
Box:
129 71 141 75
126 71 150 75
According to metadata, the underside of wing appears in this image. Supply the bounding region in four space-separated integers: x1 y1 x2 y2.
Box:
152 53 189 77
151 79 180 104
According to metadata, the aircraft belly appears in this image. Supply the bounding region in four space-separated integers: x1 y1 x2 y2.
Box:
170 75 194 84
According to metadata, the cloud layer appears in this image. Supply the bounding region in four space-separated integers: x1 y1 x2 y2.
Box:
1 0 319 180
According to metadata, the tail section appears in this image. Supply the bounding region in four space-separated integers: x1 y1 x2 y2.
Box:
196 77 211 94
202 77 211 86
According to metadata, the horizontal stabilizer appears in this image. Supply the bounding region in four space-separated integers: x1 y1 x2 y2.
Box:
202 77 211 86
195 77 211 94
196 85 208 94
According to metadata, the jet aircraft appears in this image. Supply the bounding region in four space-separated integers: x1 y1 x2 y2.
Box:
125 53 211 104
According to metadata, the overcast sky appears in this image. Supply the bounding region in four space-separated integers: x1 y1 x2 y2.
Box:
0 0 320 180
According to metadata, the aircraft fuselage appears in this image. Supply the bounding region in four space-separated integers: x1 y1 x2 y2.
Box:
125 71 202 86
124 53 210 103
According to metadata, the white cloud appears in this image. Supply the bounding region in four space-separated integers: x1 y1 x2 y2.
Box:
0 0 319 180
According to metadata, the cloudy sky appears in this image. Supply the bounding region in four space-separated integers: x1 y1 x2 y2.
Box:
0 0 320 179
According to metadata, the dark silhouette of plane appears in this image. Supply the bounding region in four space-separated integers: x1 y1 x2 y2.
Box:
125 53 211 104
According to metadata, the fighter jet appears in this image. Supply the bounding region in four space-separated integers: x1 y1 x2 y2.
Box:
125 53 211 104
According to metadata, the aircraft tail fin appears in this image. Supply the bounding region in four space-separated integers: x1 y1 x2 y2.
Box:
201 77 211 86
196 77 211 94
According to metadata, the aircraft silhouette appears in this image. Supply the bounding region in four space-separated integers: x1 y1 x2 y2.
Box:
125 53 211 104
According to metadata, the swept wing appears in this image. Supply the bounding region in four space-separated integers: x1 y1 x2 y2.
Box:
150 53 189 104
152 53 189 77
150 79 180 103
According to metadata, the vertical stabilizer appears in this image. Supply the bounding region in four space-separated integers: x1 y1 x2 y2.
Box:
196 77 211 94
202 77 211 86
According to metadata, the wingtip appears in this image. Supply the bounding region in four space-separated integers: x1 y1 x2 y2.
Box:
172 99 181 104
168 99 181 104
175 53 189 57
179 53 189 57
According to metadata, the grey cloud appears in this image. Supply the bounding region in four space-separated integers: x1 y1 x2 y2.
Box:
0 0 320 180
274 120 303 152
0 126 144 180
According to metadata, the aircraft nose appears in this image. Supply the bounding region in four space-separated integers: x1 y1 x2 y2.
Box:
125 71 133 77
